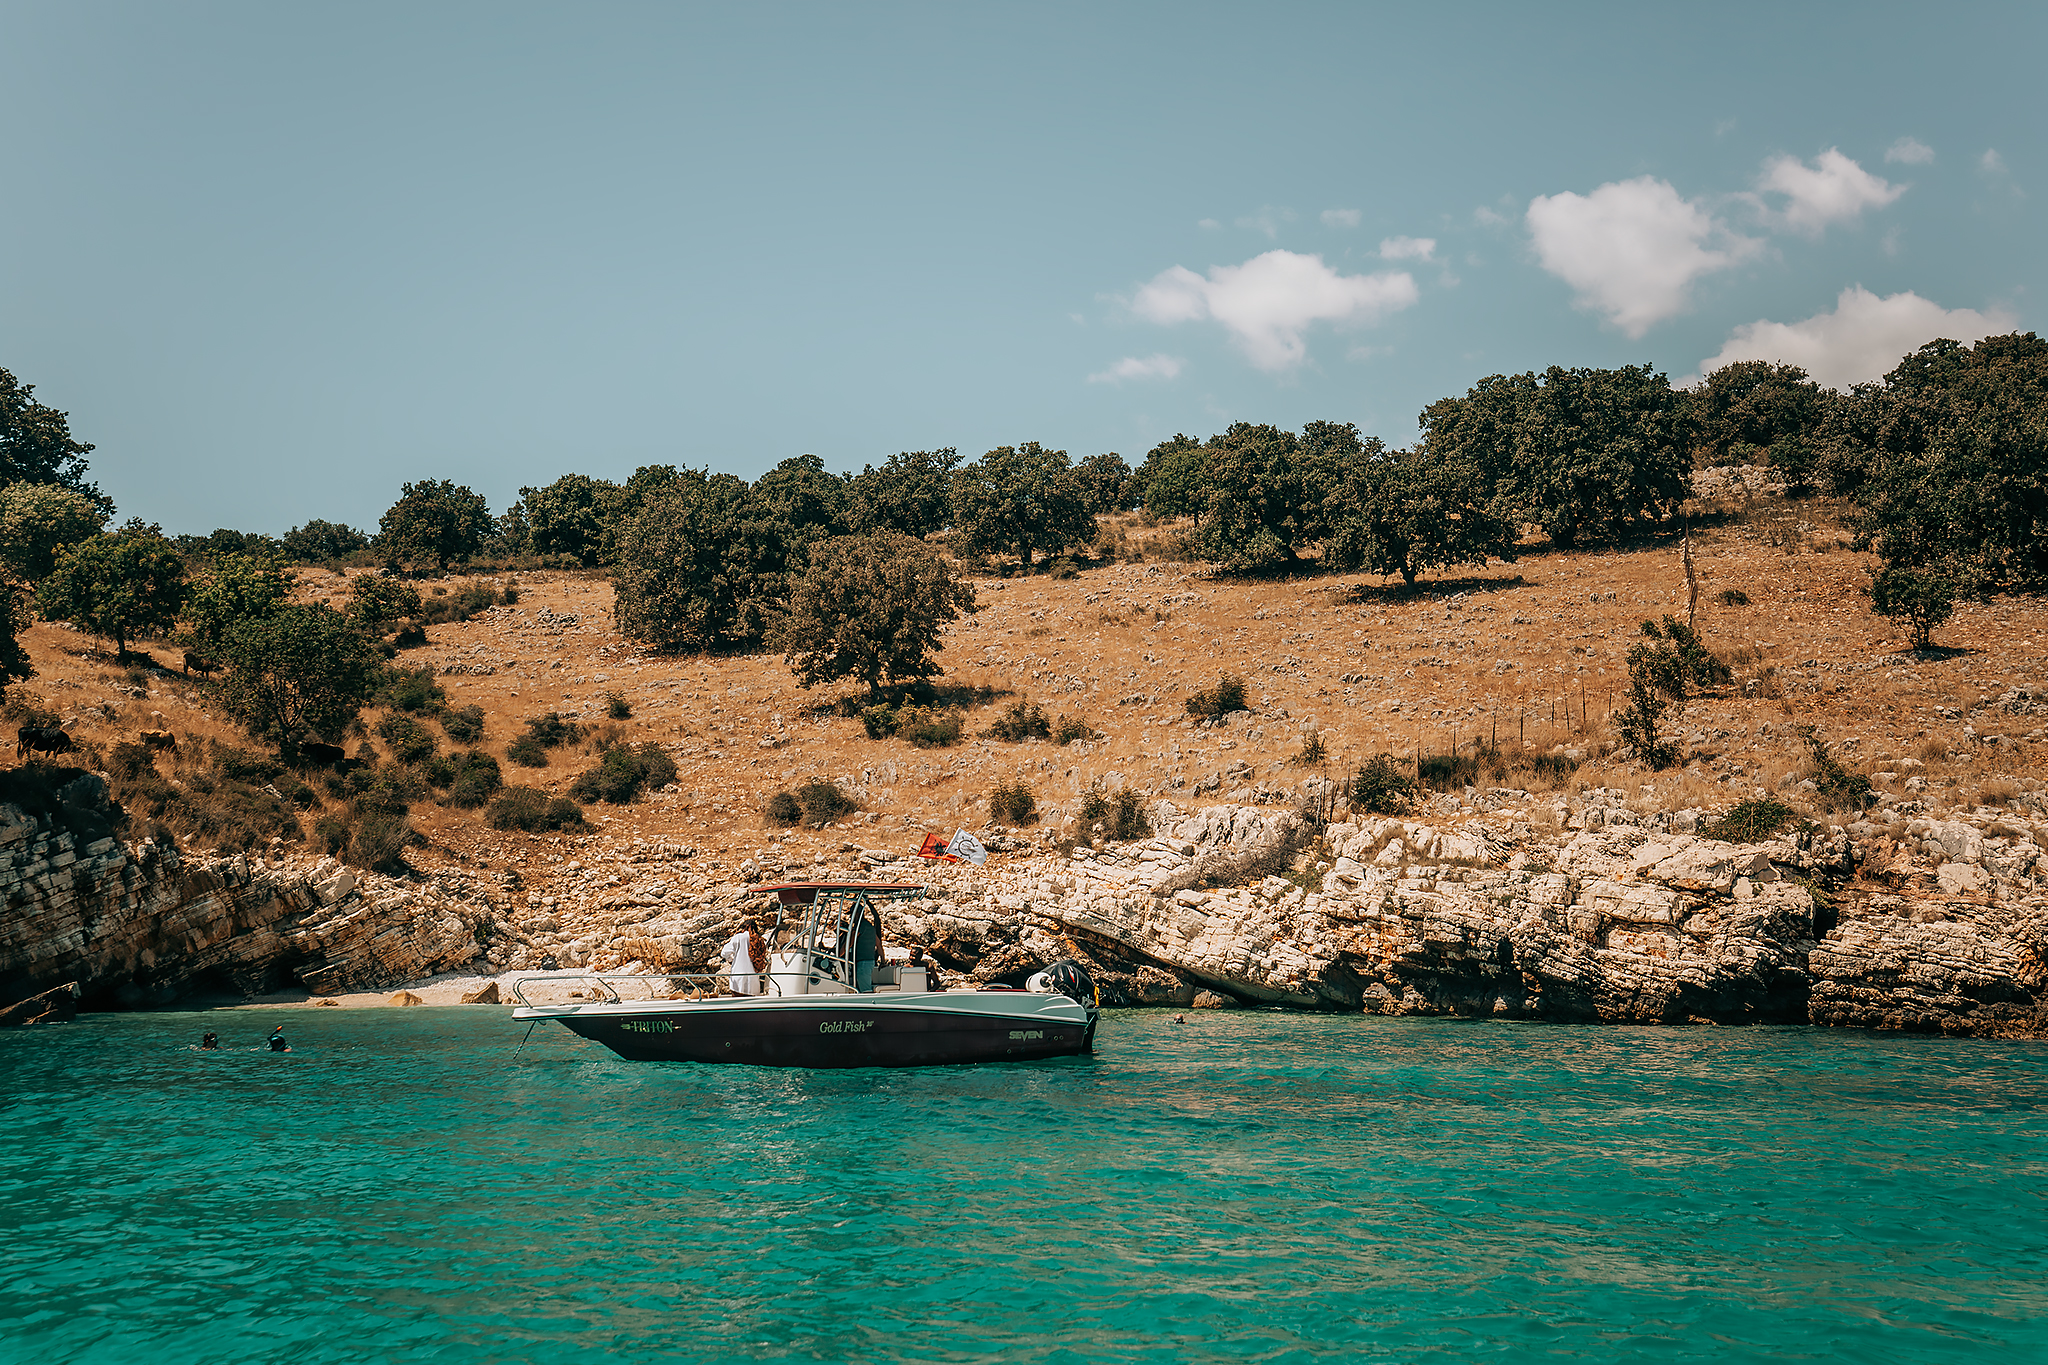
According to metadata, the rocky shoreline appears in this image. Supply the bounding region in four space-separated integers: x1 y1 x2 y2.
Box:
4 769 2044 1036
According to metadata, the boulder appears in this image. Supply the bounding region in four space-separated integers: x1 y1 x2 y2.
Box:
1192 990 1235 1009
388 990 425 1007
460 981 502 1005
0 981 79 1026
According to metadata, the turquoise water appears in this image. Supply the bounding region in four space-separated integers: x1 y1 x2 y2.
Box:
3 1010 2045 1363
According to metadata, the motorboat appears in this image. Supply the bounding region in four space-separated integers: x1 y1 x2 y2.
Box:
510 881 1101 1068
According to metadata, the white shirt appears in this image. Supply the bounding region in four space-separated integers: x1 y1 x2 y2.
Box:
719 930 762 994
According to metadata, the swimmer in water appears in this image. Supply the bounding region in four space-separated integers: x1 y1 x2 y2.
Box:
268 1026 291 1053
200 1031 219 1050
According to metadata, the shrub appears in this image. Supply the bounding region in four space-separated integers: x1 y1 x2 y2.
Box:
376 667 446 713
506 734 548 767
794 777 859 827
765 790 802 826
1109 788 1151 841
1418 753 1479 790
314 814 351 856
1184 673 1248 719
440 704 484 743
1350 755 1415 813
376 713 437 765
989 778 1038 824
569 743 677 805
1616 654 1678 768
523 711 582 748
107 741 157 782
1800 727 1874 812
1295 730 1328 766
419 583 507 625
1524 752 1578 786
445 752 503 808
605 691 632 720
1716 588 1751 606
1869 563 1957 650
348 812 411 874
487 786 587 832
895 705 961 748
1702 798 1796 843
1053 715 1093 745
1078 782 1109 822
985 700 1051 742
861 704 899 739
1635 616 1732 701
211 746 285 785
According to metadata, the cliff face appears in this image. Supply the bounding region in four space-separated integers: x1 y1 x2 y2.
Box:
869 798 2048 1038
0 787 488 1009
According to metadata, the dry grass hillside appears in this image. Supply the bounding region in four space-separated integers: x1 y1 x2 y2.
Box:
7 487 2043 918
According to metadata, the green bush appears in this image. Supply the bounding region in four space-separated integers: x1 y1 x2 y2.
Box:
1717 588 1751 606
440 704 485 743
1635 616 1732 701
605 691 632 720
376 667 446 713
984 700 1051 742
861 704 899 739
314 814 350 856
989 778 1038 824
789 777 859 828
1350 755 1416 813
1869 563 1957 650
445 752 503 808
568 743 678 805
487 786 587 832
1418 753 1480 790
1109 788 1151 841
349 811 412 874
765 790 802 825
1801 727 1874 812
1078 782 1109 822
1053 715 1093 745
1702 798 1796 843
523 711 582 748
212 746 285 785
895 705 962 748
376 713 437 765
1185 673 1248 719
506 733 548 767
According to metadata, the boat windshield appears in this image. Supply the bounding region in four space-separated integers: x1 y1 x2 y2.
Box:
774 884 924 991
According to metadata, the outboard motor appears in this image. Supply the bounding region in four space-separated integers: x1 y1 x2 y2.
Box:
1041 959 1100 1053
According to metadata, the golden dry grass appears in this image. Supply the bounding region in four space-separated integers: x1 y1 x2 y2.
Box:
9 496 2043 880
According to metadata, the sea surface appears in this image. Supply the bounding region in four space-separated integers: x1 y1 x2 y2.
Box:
3 1008 2045 1363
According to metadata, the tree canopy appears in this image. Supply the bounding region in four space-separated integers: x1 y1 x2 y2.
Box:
184 551 295 649
38 521 188 657
776 533 978 700
512 473 617 565
377 480 492 571
0 367 109 513
281 519 370 564
216 603 383 745
612 468 781 650
951 442 1094 571
1321 444 1516 584
846 448 959 539
0 483 106 583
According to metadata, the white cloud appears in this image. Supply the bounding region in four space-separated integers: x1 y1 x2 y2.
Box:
1525 176 1757 337
1321 208 1361 228
1378 235 1436 261
1756 148 1903 235
1130 249 1419 370
1473 206 1509 227
1236 205 1295 238
1980 149 2006 174
1087 353 1185 385
1692 286 2018 389
1197 218 1221 230
1886 137 1934 165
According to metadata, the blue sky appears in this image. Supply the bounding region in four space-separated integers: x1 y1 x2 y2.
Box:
2 2 2039 537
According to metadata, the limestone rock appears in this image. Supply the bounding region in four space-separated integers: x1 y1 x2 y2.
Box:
460 981 502 1005
1192 990 1234 1009
389 990 425 1006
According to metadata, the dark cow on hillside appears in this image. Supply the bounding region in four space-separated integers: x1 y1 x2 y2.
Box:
183 652 220 678
17 726 75 761
297 741 347 766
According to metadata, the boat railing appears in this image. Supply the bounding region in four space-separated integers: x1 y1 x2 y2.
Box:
509 970 730 1008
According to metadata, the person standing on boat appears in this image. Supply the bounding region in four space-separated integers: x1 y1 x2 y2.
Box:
720 919 767 995
854 904 881 993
